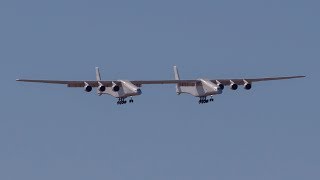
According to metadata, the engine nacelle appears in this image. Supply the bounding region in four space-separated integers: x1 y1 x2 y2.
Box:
230 83 238 90
244 83 252 90
98 85 106 92
112 85 120 92
84 85 92 92
218 83 225 90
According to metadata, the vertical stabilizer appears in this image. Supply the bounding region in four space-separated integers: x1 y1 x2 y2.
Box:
173 66 181 94
95 67 101 81
173 66 180 80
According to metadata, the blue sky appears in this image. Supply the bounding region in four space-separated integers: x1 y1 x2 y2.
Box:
0 0 319 179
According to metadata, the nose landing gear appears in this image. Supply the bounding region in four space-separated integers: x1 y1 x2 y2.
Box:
129 97 134 103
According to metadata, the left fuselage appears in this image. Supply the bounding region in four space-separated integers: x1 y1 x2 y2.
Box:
177 79 223 97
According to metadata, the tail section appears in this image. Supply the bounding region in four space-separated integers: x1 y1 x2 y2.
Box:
95 67 102 81
95 67 104 96
174 66 180 80
173 66 181 95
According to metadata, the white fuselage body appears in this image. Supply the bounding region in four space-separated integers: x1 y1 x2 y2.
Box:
177 79 223 97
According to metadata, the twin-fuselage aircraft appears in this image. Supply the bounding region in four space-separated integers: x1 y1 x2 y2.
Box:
17 66 305 105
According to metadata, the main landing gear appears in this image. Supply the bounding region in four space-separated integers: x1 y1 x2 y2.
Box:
117 97 134 105
117 98 126 105
198 96 214 104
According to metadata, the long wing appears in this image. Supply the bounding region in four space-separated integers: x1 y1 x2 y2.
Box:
210 76 306 85
17 75 305 87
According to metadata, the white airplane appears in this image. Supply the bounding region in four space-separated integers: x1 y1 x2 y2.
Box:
16 66 305 105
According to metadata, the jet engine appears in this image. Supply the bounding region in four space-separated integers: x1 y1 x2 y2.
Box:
217 83 225 90
97 82 106 92
230 83 238 90
98 85 106 92
244 83 252 90
84 84 92 92
112 84 120 92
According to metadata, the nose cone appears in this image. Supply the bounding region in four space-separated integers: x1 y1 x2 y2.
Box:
136 89 142 95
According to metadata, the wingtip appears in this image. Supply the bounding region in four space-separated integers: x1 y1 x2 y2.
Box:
16 79 20 81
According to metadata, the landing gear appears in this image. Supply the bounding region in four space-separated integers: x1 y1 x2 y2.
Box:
198 96 208 104
117 97 134 105
209 95 214 102
117 98 127 105
198 96 214 104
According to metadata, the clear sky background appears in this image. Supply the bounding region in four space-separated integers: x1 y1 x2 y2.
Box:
0 0 319 180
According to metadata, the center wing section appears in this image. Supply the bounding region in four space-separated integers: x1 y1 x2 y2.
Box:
131 80 196 85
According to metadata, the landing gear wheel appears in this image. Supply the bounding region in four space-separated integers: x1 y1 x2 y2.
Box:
116 98 128 105
198 97 207 104
198 96 214 104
